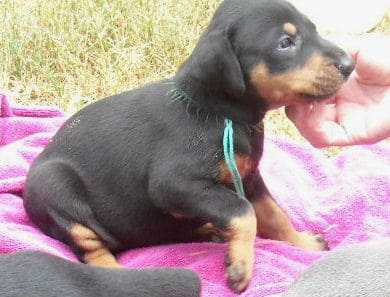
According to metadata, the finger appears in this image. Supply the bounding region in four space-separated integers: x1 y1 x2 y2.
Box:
285 103 312 123
312 121 351 147
311 101 337 123
286 101 347 148
355 34 390 85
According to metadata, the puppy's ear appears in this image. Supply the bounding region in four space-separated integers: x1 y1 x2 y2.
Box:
184 30 245 96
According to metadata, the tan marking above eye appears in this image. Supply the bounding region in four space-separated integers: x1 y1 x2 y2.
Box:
283 22 297 36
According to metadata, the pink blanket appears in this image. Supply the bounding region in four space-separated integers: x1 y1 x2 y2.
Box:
1 92 389 296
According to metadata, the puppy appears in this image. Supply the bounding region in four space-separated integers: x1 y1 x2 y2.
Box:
283 240 390 297
23 0 354 292
0 251 201 297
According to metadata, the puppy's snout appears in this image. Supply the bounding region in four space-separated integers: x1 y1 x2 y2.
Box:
335 55 355 79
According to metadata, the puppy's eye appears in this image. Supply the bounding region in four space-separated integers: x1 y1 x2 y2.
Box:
277 36 295 50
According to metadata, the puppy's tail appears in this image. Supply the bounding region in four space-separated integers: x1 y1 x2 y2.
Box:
0 251 202 297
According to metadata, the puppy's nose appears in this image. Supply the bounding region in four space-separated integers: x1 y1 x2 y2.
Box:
336 56 355 78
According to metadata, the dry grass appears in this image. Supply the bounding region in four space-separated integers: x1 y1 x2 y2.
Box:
0 1 389 151
374 9 390 32
0 0 221 111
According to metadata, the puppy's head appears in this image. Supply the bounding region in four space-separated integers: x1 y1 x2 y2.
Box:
180 0 355 109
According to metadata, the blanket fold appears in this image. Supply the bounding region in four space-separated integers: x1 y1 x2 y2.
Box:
1 92 389 296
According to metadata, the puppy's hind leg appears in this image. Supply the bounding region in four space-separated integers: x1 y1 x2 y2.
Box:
69 223 122 268
23 160 122 268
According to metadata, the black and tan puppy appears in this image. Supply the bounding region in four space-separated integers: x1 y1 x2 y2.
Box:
24 0 354 292
0 251 201 297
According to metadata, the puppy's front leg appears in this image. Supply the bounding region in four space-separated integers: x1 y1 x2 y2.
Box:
149 176 256 293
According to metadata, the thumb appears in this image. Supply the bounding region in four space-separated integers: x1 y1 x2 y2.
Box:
285 102 346 147
285 103 312 124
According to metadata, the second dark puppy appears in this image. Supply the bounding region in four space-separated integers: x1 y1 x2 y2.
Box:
0 251 200 297
24 0 354 292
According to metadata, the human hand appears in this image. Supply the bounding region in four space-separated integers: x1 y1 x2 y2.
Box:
285 34 390 147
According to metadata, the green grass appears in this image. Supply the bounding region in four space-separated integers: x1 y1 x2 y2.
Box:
0 0 221 111
0 0 389 146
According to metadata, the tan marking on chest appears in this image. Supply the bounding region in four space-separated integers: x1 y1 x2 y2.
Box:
219 155 253 184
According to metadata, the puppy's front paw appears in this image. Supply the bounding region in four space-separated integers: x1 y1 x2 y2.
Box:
225 255 253 293
296 231 329 251
222 210 257 292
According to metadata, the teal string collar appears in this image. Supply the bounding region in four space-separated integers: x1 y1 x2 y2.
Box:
167 82 245 199
223 119 245 198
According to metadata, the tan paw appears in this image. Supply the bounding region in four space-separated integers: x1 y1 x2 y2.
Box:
225 255 253 293
295 231 329 251
223 211 256 292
